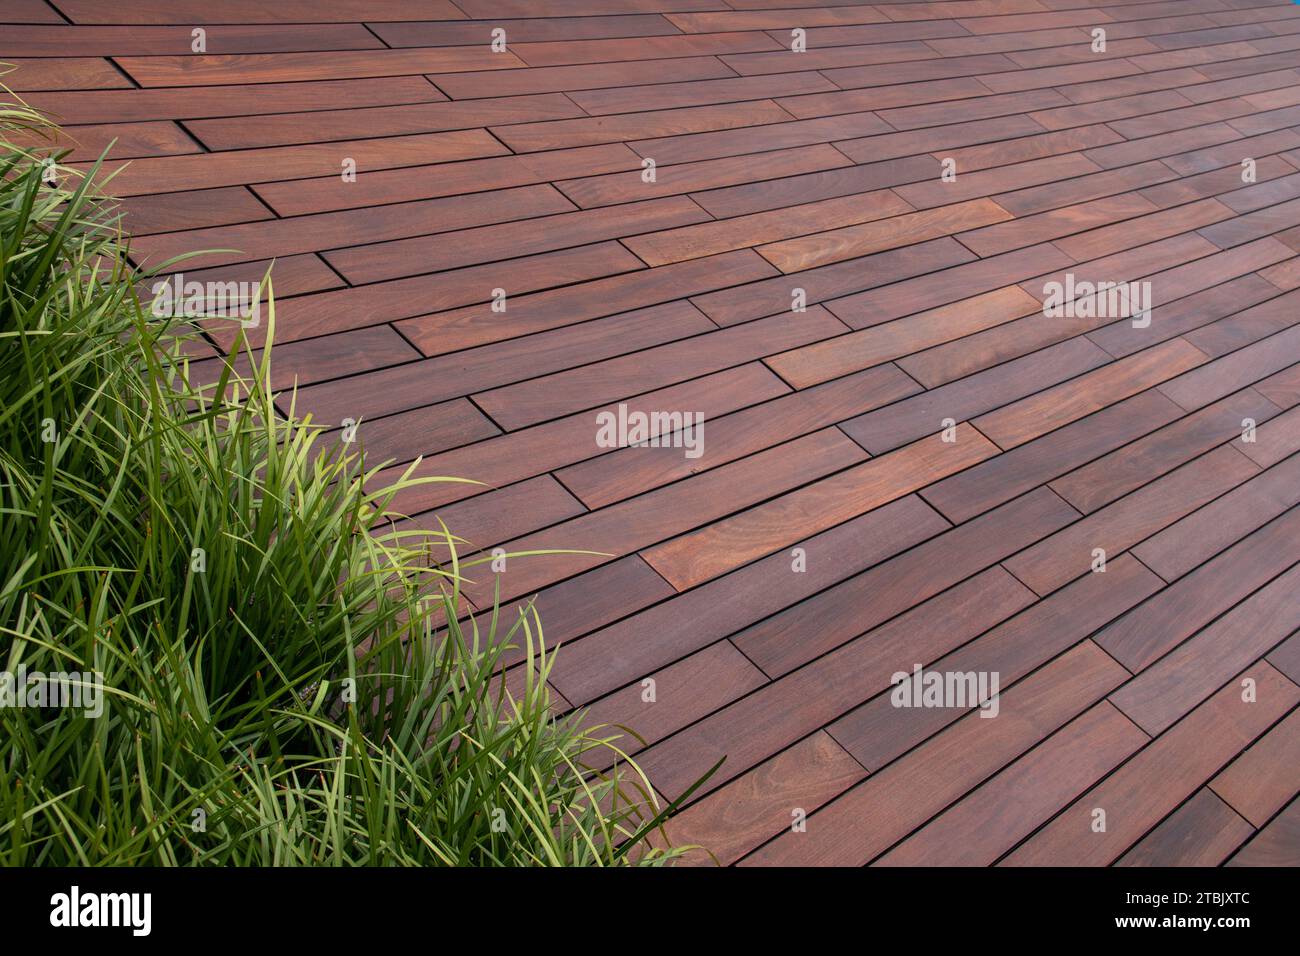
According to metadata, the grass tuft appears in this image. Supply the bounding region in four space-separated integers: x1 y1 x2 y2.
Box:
0 95 695 866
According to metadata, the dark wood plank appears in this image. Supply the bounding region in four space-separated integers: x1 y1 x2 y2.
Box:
1004 663 1299 866
1117 789 1256 867
746 641 1129 866
1227 797 1300 867
876 702 1148 866
732 487 1080 679
1210 706 1300 827
828 554 1163 772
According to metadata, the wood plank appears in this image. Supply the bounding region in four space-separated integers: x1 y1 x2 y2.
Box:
378 364 791 518
876 703 1148 866
629 188 914 266
368 16 682 47
1049 389 1281 514
322 195 709 284
1003 444 1260 596
654 732 867 868
972 339 1209 450
5 56 130 90
746 641 1129 866
22 77 449 125
224 241 646 349
117 47 522 87
294 301 715 426
1210 706 1300 827
460 426 869 609
640 567 1035 801
1110 563 1300 735
557 143 851 209
577 641 768 771
828 554 1163 771
186 94 586 151
732 487 1080 679
131 184 577 270
1227 797 1300 867
394 250 779 357
0 23 385 55
549 494 950 706
78 129 511 196
642 429 999 591
472 306 848 430
55 0 466 21
1097 506 1300 672
1004 662 1299 867
758 197 1012 273
1117 789 1255 867
493 100 794 154
841 336 1112 454
923 390 1186 524
430 57 735 99
554 364 921 509
767 285 1042 390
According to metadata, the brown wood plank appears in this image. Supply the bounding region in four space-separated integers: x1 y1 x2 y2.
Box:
746 641 1129 866
1210 706 1300 827
79 129 511 196
55 0 466 21
1110 563 1300 734
641 430 999 591
640 567 1035 801
876 702 1148 866
23 77 448 125
1003 662 1299 866
117 48 521 87
1227 797 1300 867
394 250 779 356
472 307 846 431
549 495 950 706
732 487 1080 679
554 364 920 509
653 732 868 867
1004 444 1260 596
828 554 1163 771
1117 789 1255 867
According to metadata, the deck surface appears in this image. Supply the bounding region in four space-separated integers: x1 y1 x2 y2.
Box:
9 0 1300 866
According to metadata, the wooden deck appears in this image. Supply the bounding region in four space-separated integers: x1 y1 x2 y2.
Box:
10 0 1300 866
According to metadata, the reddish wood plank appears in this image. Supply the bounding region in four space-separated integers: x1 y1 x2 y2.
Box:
472 307 846 431
117 48 522 87
641 430 999 591
1004 663 1299 867
638 568 1036 801
1110 563 1300 734
876 703 1148 867
1004 444 1260 596
653 732 868 868
1227 797 1300 867
554 364 920 509
732 487 1080 679
1210 706 1300 827
746 641 1129 866
1117 789 1255 867
828 554 1163 772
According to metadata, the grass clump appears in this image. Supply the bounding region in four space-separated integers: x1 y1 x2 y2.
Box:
0 98 687 866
